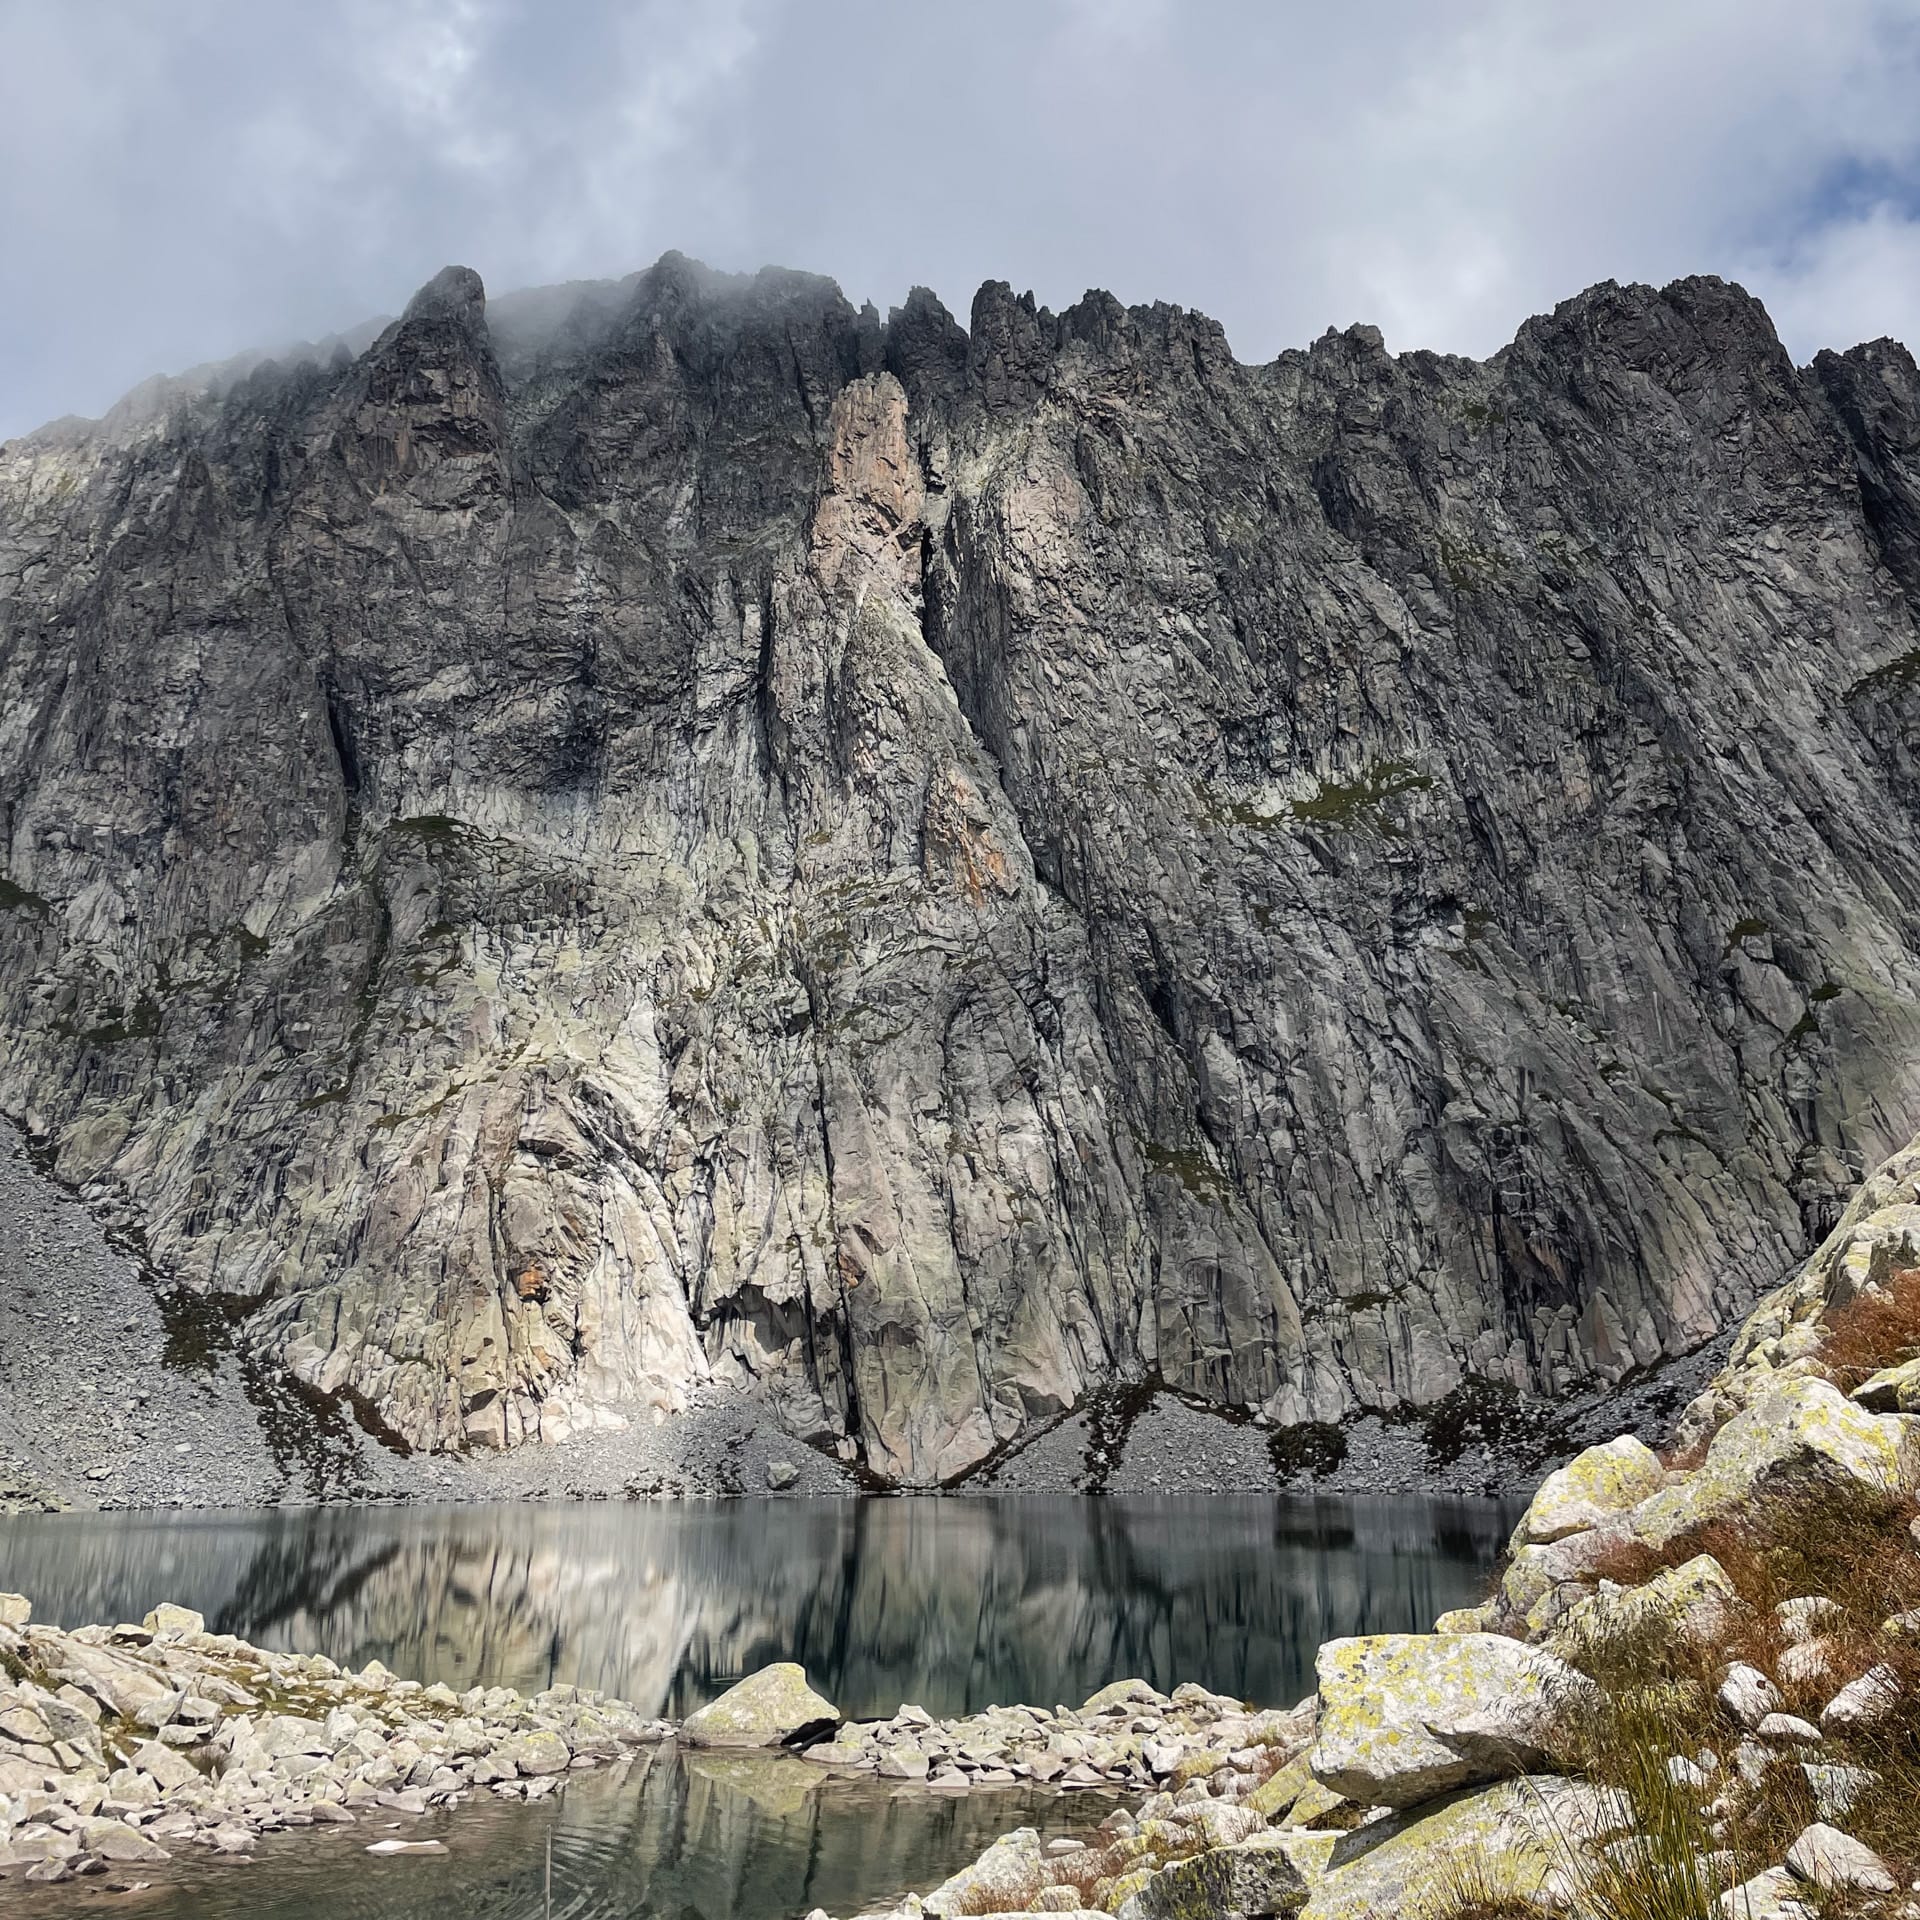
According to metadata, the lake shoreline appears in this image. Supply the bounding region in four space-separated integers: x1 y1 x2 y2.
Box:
0 1594 1314 1904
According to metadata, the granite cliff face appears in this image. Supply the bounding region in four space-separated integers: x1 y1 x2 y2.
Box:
2 256 1918 1485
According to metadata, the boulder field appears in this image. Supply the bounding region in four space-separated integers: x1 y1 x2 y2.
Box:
0 1597 670 1883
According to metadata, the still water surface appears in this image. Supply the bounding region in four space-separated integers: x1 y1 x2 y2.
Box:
0 1494 1514 1919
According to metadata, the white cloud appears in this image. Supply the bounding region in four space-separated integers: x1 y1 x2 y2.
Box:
1 0 1917 439
1745 204 1920 358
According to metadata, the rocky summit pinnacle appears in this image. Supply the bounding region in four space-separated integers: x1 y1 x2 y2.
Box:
1 258 1917 1486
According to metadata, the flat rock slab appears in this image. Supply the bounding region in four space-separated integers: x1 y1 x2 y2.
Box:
1786 1821 1896 1893
1299 1776 1607 1920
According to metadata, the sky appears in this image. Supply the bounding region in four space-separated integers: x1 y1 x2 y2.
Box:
2 0 1918 441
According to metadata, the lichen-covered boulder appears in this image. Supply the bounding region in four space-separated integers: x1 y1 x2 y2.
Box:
922 1827 1048 1915
1307 1634 1592 1809
1083 1678 1169 1713
1549 1554 1743 1657
1113 1830 1309 1919
1510 1436 1666 1547
1852 1356 1920 1414
681 1664 841 1749
1630 1379 1920 1549
1499 1527 1628 1629
1299 1775 1615 1920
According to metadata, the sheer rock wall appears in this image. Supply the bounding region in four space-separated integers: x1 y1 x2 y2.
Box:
2 256 1918 1483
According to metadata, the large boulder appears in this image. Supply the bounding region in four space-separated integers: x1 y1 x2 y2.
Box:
1510 1436 1665 1547
142 1604 204 1638
48 1641 176 1719
1632 1379 1920 1549
1307 1634 1592 1809
1786 1822 1897 1894
1500 1528 1631 1632
1852 1357 1920 1414
1299 1776 1620 1920
1548 1554 1744 1657
681 1664 841 1749
922 1827 1047 1915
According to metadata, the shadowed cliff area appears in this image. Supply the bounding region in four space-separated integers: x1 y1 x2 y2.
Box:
1 256 1917 1483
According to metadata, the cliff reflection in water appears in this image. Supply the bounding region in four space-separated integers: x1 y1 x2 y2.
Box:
0 1494 1510 1719
52 1743 1118 1920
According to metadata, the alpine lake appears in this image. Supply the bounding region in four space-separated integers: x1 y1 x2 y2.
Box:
0 1493 1516 1918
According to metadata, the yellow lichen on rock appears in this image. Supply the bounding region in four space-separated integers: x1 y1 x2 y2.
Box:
1510 1434 1666 1547
1629 1376 1920 1549
1308 1633 1593 1809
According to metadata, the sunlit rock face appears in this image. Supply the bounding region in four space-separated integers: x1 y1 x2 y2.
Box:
2 257 1918 1483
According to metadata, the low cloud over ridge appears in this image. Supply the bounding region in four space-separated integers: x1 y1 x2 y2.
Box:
2 0 1917 439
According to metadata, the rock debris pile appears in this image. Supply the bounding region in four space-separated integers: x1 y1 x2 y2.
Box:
802 1679 1317 1795
0 1596 668 1885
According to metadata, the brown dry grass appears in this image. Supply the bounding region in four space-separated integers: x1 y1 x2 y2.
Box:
1816 1263 1920 1390
1562 1476 1920 1907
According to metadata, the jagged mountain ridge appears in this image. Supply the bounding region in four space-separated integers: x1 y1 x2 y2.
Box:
2 254 1918 1485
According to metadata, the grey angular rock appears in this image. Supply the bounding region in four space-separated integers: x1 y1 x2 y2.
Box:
1114 1830 1306 1919
1758 1713 1824 1745
2 262 1919 1481
142 1604 205 1638
1717 1663 1782 1730
74 1816 169 1863
1801 1761 1877 1823
1820 1663 1900 1733
1718 1867 1816 1920
1785 1820 1896 1893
